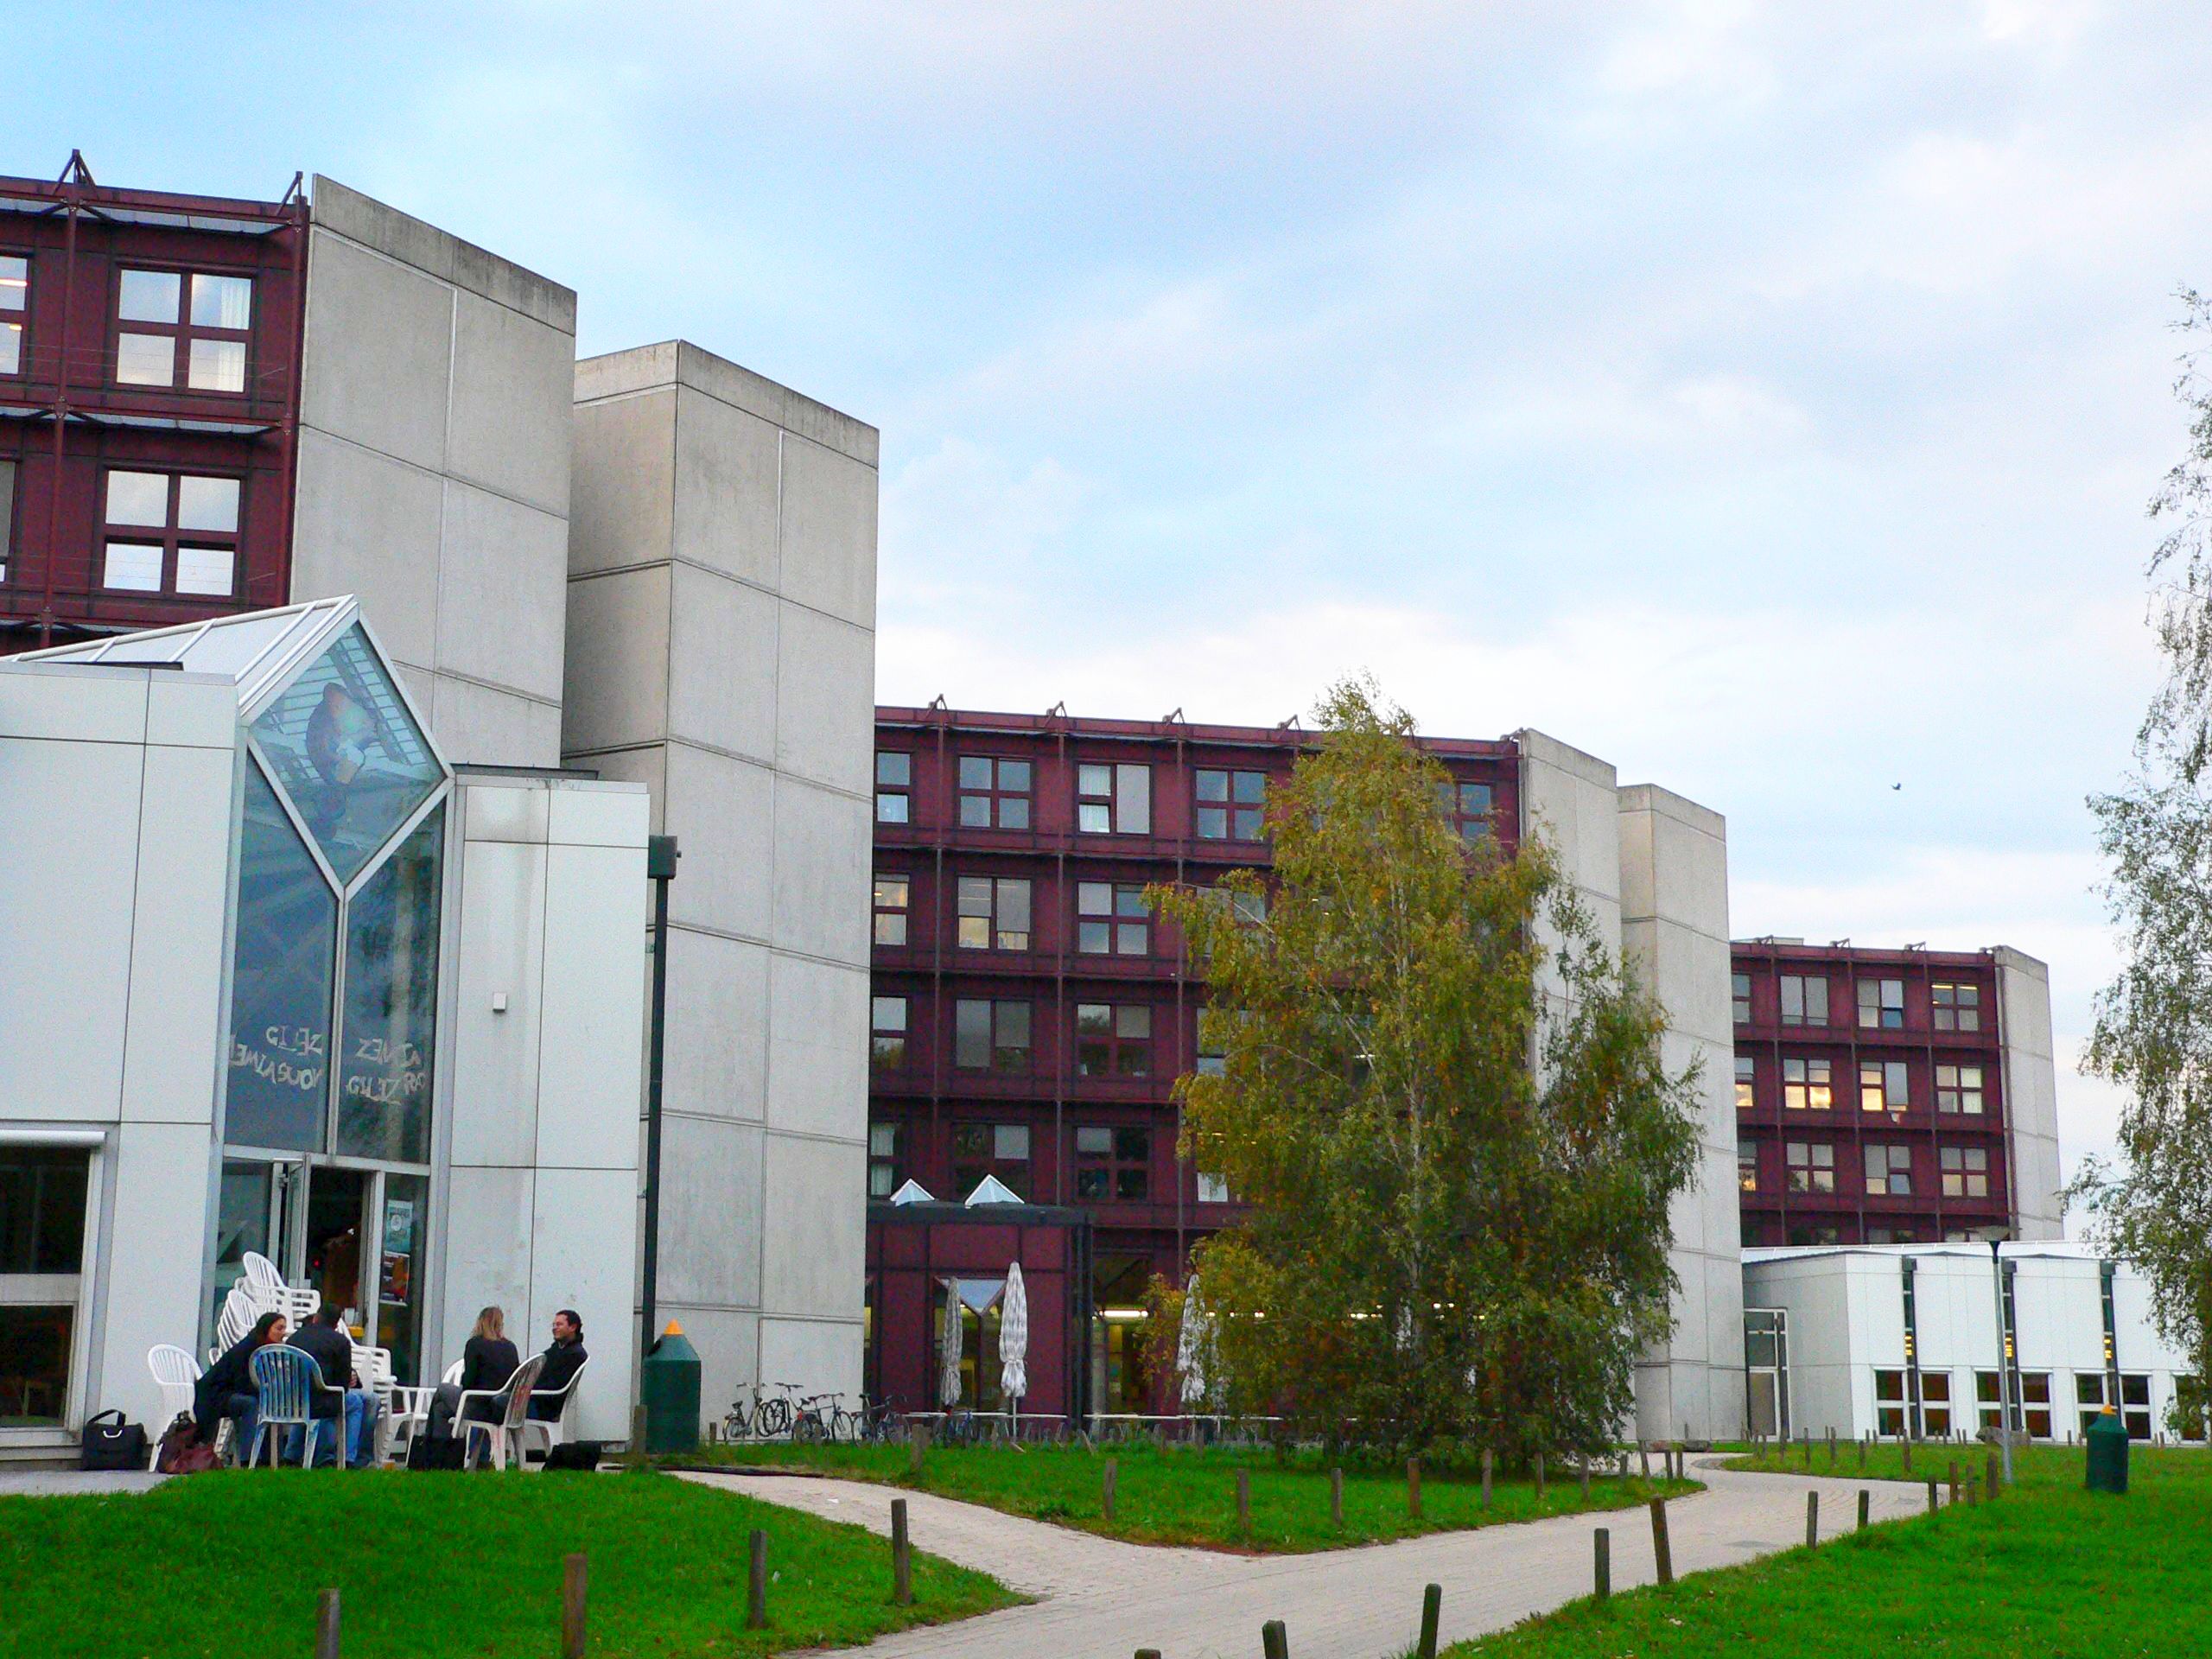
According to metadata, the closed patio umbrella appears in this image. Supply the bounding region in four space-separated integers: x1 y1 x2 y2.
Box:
938 1280 965 1408
1178 1274 1214 1412
999 1261 1029 1428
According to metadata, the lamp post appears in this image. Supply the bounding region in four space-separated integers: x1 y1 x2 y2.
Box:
639 834 680 1364
1980 1225 2013 1487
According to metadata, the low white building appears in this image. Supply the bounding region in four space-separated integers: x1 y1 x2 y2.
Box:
1743 1242 2195 1445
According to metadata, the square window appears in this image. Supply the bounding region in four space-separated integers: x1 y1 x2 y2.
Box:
0 253 23 314
175 475 241 533
1933 982 1983 1032
1860 1059 1908 1113
188 336 246 393
0 321 18 377
1779 976 1827 1027
105 470 170 527
873 873 910 946
877 791 911 824
1732 973 1751 1024
1783 1057 1832 1110
115 332 175 386
1078 762 1150 834
994 1123 1029 1160
1936 1064 1984 1115
191 272 253 329
118 269 181 324
1197 769 1268 840
1734 1056 1755 1110
1858 977 1905 1030
871 995 908 1069
174 545 234 596
101 541 162 592
877 752 912 787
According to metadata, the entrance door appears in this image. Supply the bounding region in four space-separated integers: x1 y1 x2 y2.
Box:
213 1157 302 1330
1745 1308 1789 1438
302 1166 372 1329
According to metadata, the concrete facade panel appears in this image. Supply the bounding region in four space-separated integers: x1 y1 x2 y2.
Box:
765 955 869 1141
672 385 780 586
656 1114 764 1309
429 675 563 772
536 842 650 1171
769 776 872 967
667 563 779 761
439 1164 537 1349
759 1316 862 1403
447 837 548 1169
435 482 570 706
526 1166 639 1443
560 569 673 758
774 602 874 797
759 1134 866 1318
96 1122 219 1435
288 429 445 674
776 434 879 630
567 388 676 576
548 781 652 849
300 229 454 473
664 743 776 941
447 289 575 516
664 929 769 1125
0 664 148 744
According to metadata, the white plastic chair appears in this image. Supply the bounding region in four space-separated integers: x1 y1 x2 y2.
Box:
461 1352 545 1471
210 1284 257 1365
386 1360 461 1462
353 1344 396 1463
519 1357 590 1461
241 1252 286 1291
146 1346 201 1470
245 1345 335 1471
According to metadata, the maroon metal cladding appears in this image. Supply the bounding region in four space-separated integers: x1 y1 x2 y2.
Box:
867 703 1521 1418
0 157 307 650
1732 941 2015 1249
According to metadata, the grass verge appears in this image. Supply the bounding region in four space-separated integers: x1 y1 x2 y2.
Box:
0 1465 1017 1658
684 1440 1695 1552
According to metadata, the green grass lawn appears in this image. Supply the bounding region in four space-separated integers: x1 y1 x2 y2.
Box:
685 1440 1694 1553
1446 1444 2211 1658
0 1466 1017 1658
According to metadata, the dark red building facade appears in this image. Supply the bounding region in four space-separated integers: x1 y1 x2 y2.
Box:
866 705 1519 1421
1732 941 2014 1248
0 158 308 652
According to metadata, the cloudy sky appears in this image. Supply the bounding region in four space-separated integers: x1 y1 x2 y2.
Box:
11 1 2206 1208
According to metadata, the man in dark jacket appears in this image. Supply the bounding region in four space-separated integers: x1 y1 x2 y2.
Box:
289 1306 380 1468
529 1310 588 1421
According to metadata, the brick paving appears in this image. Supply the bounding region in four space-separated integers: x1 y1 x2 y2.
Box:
681 1456 1934 1658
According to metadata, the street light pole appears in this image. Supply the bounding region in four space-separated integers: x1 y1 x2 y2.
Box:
1987 1235 2013 1487
639 835 680 1367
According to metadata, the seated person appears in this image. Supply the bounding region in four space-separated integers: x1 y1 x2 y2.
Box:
194 1311 288 1461
530 1309 588 1421
288 1306 382 1469
428 1305 520 1441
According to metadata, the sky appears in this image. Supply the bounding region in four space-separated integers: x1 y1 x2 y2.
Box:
8 0 2207 1215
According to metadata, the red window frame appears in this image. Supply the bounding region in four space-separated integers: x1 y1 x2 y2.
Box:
957 755 1033 830
873 872 910 946
0 250 27 378
111 264 257 395
870 995 909 1071
98 467 244 598
1195 767 1267 842
1074 1001 1152 1078
1076 881 1150 955
1073 1124 1151 1200
950 1122 1032 1198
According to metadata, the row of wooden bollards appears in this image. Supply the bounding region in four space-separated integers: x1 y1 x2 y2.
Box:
302 1500 925 1656
1758 1427 2026 1487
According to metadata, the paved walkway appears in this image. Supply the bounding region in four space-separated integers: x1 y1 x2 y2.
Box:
681 1458 1931 1658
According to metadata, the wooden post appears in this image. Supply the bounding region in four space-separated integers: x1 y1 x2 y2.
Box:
910 1421 928 1474
1858 1433 1867 1471
1236 1468 1252 1535
1801 1427 1810 1468
1262 1618 1290 1659
1579 1454 1590 1501
1416 1582 1442 1659
1534 1452 1544 1503
747 1529 768 1630
1827 1427 1837 1468
892 1497 912 1607
1986 1450 1999 1500
1408 1457 1423 1521
1593 1528 1611 1600
1103 1458 1118 1521
1330 1466 1344 1528
1902 1438 1912 1475
1637 1441 1650 1482
562 1554 588 1659
1927 1478 1938 1513
1948 1459 1960 1506
1649 1497 1673 1586
1857 1489 1870 1531
1805 1491 1818 1547
1482 1448 1493 1509
315 1590 340 1659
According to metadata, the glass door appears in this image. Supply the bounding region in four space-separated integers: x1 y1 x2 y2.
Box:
300 1166 372 1332
0 1147 91 1427
213 1157 302 1332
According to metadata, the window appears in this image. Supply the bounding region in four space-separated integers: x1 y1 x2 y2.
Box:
1940 1144 1988 1198
1787 1223 1840 1245
1922 1370 1953 1435
1865 1143 1912 1198
2122 1372 2153 1440
1784 1141 1834 1193
956 876 1031 951
1074 1125 1151 1200
1932 981 1981 1032
1982 1371 2053 1439
957 756 1032 830
1196 1172 1232 1204
952 1122 1031 1199
1196 1011 1232 1077
100 468 242 596
873 873 910 946
870 996 908 1070
868 1123 902 1198
1936 1064 1984 1116
1779 975 1829 1027
1860 1059 1909 1113
1783 1057 1833 1111
1077 762 1150 835
1732 973 1751 1025
0 1145 88 1428
1075 1002 1152 1078
1866 1225 1916 1244
1734 1055 1756 1111
1077 881 1150 955
1874 1369 1910 1438
115 267 253 392
1738 1139 1758 1192
954 998 1030 1072
1435 779 1495 843
0 252 22 376
0 458 13 584
1197 768 1268 841
1857 976 1905 1029
874 752 912 823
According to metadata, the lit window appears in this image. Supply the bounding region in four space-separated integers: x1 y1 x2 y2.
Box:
1196 1172 1232 1204
1197 768 1268 841
99 468 240 596
1734 1055 1755 1111
1932 982 1981 1032
1732 973 1751 1025
1936 1064 1984 1115
952 1122 1031 1199
956 875 1030 950
1077 881 1149 955
0 252 24 376
954 998 1030 1072
874 752 912 823
1857 976 1905 1030
1779 975 1828 1027
870 995 907 1070
0 458 14 584
1859 1059 1909 1113
957 755 1032 830
1074 1124 1151 1200
1075 1002 1152 1078
873 873 910 946
868 1122 902 1198
1865 1143 1912 1198
114 267 252 392
1738 1139 1758 1192
1940 1144 1989 1198
1783 1057 1832 1111
1077 762 1150 835
1784 1141 1834 1193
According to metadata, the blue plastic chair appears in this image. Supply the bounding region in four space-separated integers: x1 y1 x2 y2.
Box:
246 1345 331 1470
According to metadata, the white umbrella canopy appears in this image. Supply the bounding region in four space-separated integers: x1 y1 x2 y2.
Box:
939 1280 965 1407
999 1262 1030 1404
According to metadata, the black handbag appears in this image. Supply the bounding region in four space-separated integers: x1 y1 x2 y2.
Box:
406 1432 467 1471
79 1409 149 1471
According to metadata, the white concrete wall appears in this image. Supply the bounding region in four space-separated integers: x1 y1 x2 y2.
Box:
441 772 650 1444
0 664 238 1441
1994 948 2063 1241
1618 785 1745 1441
292 177 577 770
564 342 877 1422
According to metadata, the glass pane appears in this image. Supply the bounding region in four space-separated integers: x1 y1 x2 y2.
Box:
175 474 240 532
1196 769 1228 802
959 756 993 789
872 995 906 1032
958 795 990 827
1078 921 1109 952
1117 1004 1150 1038
377 1173 427 1383
995 1124 1030 1160
997 879 1030 938
115 332 175 386
955 1001 990 1068
1078 764 1111 798
0 254 22 312
118 269 181 322
1196 806 1228 839
1116 1128 1149 1160
251 624 443 884
998 797 1029 830
175 545 235 596
1077 1003 1112 1034
226 765 336 1152
0 321 18 377
213 1160 273 1320
0 1147 89 1274
106 470 169 527
999 760 1030 792
876 752 911 786
101 541 162 592
876 793 909 824
192 272 254 329
337 804 444 1162
0 1306 72 1425
1235 772 1268 804
188 337 247 393
1116 765 1151 834
1077 1127 1112 1154
874 874 908 908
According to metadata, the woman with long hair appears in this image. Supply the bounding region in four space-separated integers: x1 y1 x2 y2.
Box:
429 1306 521 1442
193 1309 288 1459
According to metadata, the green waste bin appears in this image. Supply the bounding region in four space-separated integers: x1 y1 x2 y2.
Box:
2086 1405 2129 1495
641 1324 701 1455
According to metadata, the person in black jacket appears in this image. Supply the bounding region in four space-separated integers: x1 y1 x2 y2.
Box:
427 1306 519 1441
193 1311 286 1462
529 1309 588 1422
288 1306 381 1469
